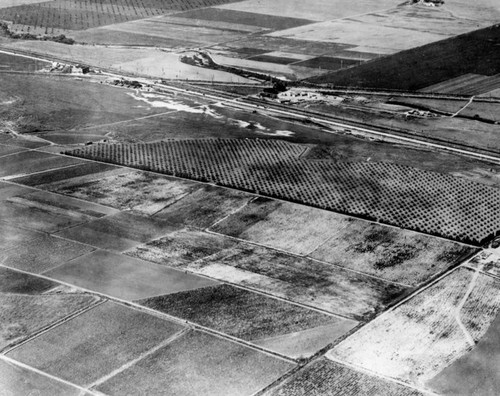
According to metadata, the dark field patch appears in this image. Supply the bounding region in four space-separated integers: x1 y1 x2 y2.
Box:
0 145 27 158
66 139 500 245
7 302 184 385
10 162 118 187
294 56 362 71
0 359 90 396
175 7 313 30
44 250 217 301
128 228 237 266
0 267 57 295
308 24 500 90
154 185 254 229
96 330 294 396
140 284 338 340
2 234 95 274
0 150 82 178
266 359 425 396
249 54 301 65
0 293 98 351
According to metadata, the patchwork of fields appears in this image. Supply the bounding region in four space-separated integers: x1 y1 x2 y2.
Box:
66 139 500 245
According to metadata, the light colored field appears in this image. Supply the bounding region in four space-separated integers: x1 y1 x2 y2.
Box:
268 19 448 54
253 322 357 359
444 0 500 23
328 268 500 387
3 41 255 82
216 0 400 22
212 200 350 256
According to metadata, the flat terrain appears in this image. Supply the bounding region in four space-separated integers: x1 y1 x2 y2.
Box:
66 139 500 245
140 284 344 342
44 250 217 301
96 330 295 396
7 302 185 386
328 267 500 387
266 359 426 396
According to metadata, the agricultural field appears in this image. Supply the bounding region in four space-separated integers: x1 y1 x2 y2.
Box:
139 283 342 341
0 0 243 35
328 267 500 387
44 250 217 301
308 24 500 91
7 301 185 385
0 266 99 351
66 139 500 245
95 330 295 396
211 197 474 286
419 73 500 95
131 238 407 320
265 359 425 396
427 311 500 396
1 233 95 274
128 227 237 266
0 357 91 396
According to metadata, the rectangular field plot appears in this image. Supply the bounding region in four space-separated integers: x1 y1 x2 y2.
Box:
176 7 313 30
96 330 294 396
0 358 91 396
249 54 302 65
265 359 425 396
46 169 198 215
0 223 41 251
211 198 350 256
7 302 184 386
139 284 348 343
128 228 237 267
309 221 475 286
0 151 82 179
294 56 362 71
1 234 95 274
328 268 500 387
44 250 217 301
11 162 119 187
0 268 99 350
152 242 407 320
154 185 254 229
66 139 500 245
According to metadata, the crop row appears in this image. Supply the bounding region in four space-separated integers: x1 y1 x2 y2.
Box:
65 139 500 245
0 0 241 32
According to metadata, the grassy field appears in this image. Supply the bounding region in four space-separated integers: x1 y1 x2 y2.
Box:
0 358 87 396
154 185 254 229
308 25 500 91
265 359 425 396
1 234 95 274
66 139 500 245
140 283 341 341
0 150 81 178
129 228 237 266
0 222 40 251
45 249 217 301
96 330 294 396
46 169 197 215
420 73 500 95
328 267 500 387
7 301 185 385
0 267 98 351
